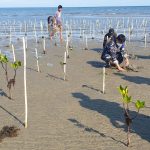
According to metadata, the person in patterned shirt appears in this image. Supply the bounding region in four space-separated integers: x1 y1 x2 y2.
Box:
101 34 129 71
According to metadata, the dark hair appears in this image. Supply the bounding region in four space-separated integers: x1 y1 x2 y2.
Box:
47 16 53 24
117 34 126 43
58 5 63 9
109 28 115 34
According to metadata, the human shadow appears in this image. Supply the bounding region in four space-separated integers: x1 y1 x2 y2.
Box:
136 55 150 60
114 73 150 85
72 93 150 143
68 118 126 146
87 61 105 68
0 106 24 127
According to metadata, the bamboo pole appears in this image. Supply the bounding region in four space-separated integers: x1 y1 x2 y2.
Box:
40 20 43 35
63 51 67 81
85 35 88 50
20 23 22 34
9 26 12 46
35 48 40 72
25 35 28 50
92 24 95 39
66 34 69 58
144 33 147 48
23 37 28 128
25 22 27 35
128 26 131 43
11 44 16 62
35 35 38 44
102 67 106 94
43 37 46 54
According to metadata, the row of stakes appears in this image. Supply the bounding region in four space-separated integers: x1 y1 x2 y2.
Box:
1 17 149 128
7 29 149 51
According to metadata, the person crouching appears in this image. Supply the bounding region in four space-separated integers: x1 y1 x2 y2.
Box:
101 34 129 71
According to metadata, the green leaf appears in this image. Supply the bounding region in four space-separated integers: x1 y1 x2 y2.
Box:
0 54 8 63
16 61 21 67
135 100 145 110
11 61 22 69
118 85 128 98
123 95 132 104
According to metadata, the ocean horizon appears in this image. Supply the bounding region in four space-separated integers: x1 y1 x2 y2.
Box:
0 6 150 22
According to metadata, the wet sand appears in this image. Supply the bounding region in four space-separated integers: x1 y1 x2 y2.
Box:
0 38 150 150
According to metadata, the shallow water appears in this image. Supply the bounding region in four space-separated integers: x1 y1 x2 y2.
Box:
0 7 150 51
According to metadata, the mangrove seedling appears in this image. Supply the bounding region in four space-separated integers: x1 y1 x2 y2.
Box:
0 53 21 99
118 85 145 147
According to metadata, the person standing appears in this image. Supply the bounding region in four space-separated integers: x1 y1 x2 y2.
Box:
54 5 63 42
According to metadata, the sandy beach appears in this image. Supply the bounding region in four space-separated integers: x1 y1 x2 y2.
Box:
0 36 150 150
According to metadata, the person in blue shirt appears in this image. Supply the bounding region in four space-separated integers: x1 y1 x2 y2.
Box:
101 34 129 71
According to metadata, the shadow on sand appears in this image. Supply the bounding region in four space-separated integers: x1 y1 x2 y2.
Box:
82 85 100 92
90 48 103 53
87 61 105 68
0 106 24 127
46 73 64 81
68 118 126 146
0 89 10 99
114 73 150 85
27 67 39 73
72 92 150 143
136 55 150 60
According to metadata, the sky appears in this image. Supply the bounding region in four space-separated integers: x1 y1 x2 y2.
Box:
0 0 150 7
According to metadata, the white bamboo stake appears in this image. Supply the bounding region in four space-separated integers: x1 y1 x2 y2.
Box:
23 37 28 128
102 67 106 94
35 35 38 44
20 23 22 34
11 44 16 62
25 22 27 35
144 33 147 48
35 48 40 72
13 26 16 35
128 26 131 43
66 33 69 58
9 26 12 46
40 21 43 35
25 36 28 50
82 30 85 41
63 51 67 81
80 28 82 38
85 35 88 50
33 23 36 31
34 23 36 35
43 37 46 54
92 25 95 39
